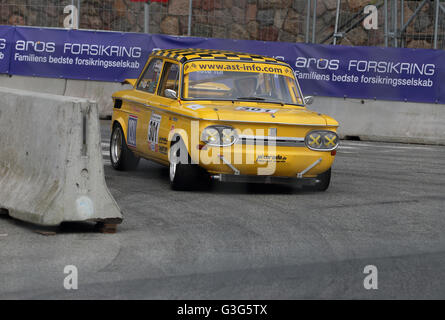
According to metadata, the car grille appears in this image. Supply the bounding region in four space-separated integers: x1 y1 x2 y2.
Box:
236 135 305 147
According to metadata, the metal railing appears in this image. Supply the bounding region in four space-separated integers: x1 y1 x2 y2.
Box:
0 0 443 49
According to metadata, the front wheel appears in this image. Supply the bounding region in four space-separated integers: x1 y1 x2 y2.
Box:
169 139 209 190
310 168 331 192
110 123 140 171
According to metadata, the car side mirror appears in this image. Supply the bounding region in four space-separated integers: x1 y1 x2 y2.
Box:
122 78 137 87
304 96 314 105
165 89 177 99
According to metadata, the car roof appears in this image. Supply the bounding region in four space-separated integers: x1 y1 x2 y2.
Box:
153 48 287 65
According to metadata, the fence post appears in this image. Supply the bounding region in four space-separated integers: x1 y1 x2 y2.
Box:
311 0 317 43
144 1 150 34
400 0 404 47
393 0 397 47
333 0 341 45
434 0 439 49
384 0 388 46
305 0 311 42
77 0 80 29
188 0 193 36
69 0 80 29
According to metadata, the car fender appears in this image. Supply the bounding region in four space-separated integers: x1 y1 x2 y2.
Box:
168 128 191 154
112 116 128 142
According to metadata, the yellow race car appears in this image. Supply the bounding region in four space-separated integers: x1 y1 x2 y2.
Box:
110 49 339 191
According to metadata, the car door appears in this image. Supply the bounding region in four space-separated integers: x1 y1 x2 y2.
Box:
132 57 164 159
133 58 180 162
152 61 181 162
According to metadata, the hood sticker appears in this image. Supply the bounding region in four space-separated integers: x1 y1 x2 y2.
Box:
236 106 278 114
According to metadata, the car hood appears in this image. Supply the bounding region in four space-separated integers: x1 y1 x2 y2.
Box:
182 102 328 126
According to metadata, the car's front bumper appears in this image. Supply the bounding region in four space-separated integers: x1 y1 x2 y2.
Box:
194 146 335 178
211 173 319 185
209 155 323 185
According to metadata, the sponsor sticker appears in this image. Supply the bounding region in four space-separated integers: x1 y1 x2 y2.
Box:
127 115 138 147
159 137 168 145
184 61 293 78
159 146 168 155
256 155 287 163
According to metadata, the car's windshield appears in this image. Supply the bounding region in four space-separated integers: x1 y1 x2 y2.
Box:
182 61 304 106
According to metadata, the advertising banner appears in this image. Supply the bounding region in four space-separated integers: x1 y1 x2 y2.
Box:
0 25 444 104
9 27 152 81
150 34 444 104
0 25 14 73
291 44 442 104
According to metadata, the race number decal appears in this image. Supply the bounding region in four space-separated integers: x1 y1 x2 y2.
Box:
127 115 138 147
147 112 162 152
236 106 278 114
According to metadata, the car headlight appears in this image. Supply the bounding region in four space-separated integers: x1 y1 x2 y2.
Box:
201 125 238 146
305 130 339 151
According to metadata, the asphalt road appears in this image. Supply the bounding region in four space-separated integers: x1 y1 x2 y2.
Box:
0 120 444 299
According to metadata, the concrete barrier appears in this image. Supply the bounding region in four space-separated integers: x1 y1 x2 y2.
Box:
0 87 122 226
0 75 444 145
64 79 131 118
0 75 131 119
311 96 445 145
0 74 66 96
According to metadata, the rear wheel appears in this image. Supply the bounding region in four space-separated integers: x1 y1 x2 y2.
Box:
169 139 209 190
110 123 139 171
310 168 331 192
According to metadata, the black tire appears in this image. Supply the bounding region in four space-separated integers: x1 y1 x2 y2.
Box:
169 139 209 190
310 168 331 192
110 123 140 171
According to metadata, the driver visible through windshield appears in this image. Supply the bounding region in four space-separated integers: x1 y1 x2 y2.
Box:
182 61 304 106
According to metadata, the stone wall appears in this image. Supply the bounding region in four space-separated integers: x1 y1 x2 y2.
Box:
0 0 440 49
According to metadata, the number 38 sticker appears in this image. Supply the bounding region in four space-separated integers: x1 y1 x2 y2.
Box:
148 112 162 152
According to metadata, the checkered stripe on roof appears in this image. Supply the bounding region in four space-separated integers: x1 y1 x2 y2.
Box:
154 49 281 63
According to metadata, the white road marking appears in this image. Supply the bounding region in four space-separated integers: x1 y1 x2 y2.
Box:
378 145 436 150
340 141 436 150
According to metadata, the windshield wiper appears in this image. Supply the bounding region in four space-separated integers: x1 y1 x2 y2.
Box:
236 97 266 101
236 97 301 106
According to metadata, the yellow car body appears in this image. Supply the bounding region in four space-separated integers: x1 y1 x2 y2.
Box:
110 49 339 189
